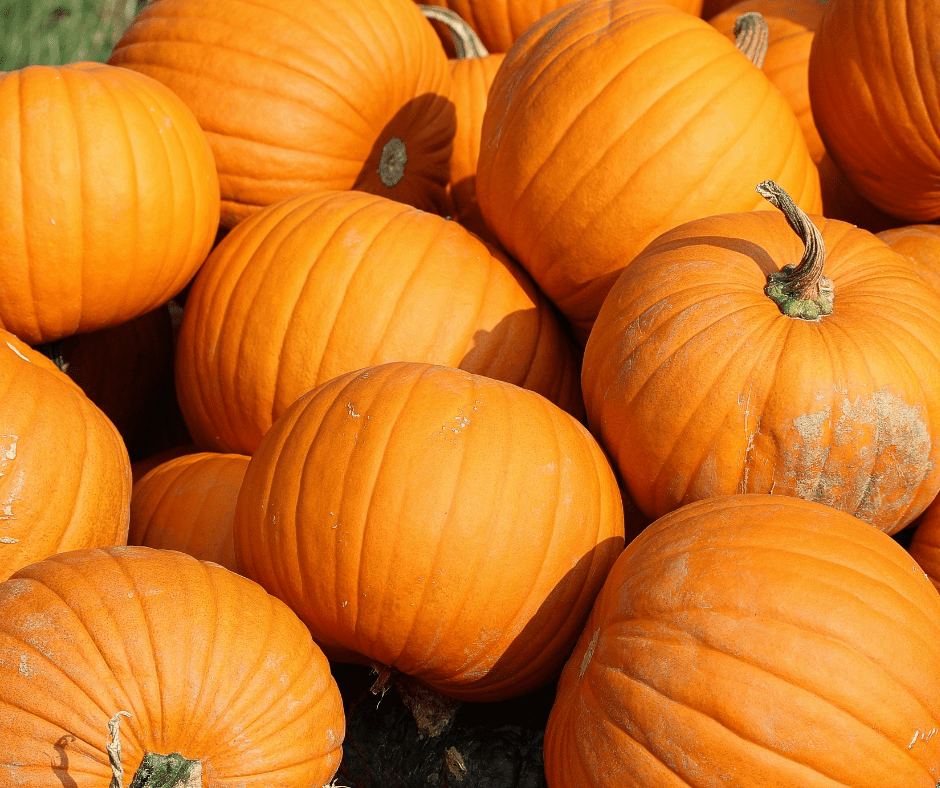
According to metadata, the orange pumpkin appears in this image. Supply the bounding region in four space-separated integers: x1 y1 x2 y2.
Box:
233 362 625 701
808 0 940 221
110 0 455 227
417 0 705 52
0 330 130 581
130 452 249 571
544 494 940 787
0 62 219 344
582 182 940 533
477 0 821 342
0 546 344 786
176 190 584 455
909 500 940 591
878 224 940 298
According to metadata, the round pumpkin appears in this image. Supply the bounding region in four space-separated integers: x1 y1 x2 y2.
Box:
233 362 625 701
0 546 344 786
130 452 249 571
417 0 705 53
878 224 940 298
544 494 940 787
176 190 584 455
0 62 219 345
0 329 131 581
909 500 940 591
582 181 940 533
110 0 454 228
808 0 940 221
476 0 821 342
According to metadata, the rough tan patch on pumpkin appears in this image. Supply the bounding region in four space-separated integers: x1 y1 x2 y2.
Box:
579 628 601 678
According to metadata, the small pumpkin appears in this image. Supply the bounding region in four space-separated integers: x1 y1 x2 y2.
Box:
0 330 131 581
110 0 455 227
808 0 940 221
477 0 821 342
176 190 584 455
233 362 625 701
0 546 345 786
0 62 219 344
130 452 249 572
582 181 940 533
544 494 940 787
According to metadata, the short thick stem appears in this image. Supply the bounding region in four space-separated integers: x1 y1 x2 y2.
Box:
758 180 833 320
106 712 202 788
418 5 489 58
734 12 769 68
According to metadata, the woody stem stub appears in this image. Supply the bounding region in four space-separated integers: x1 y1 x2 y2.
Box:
758 180 833 320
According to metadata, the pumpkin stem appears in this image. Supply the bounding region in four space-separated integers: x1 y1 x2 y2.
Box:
105 711 203 788
34 340 69 373
758 180 833 321
734 12 768 68
378 137 407 188
369 661 398 696
417 5 489 58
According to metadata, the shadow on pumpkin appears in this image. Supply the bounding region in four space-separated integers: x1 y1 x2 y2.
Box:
353 93 456 216
52 735 77 788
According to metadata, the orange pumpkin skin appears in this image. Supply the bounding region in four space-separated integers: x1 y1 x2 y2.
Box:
419 0 704 52
110 0 454 228
909 500 940 591
176 190 584 455
0 63 219 345
0 546 344 787
233 362 625 701
477 0 821 342
808 0 940 221
878 225 940 299
544 494 940 788
447 52 506 243
130 452 249 572
0 330 131 581
582 211 940 534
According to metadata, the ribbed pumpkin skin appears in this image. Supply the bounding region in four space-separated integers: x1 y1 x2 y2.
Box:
808 0 940 221
110 0 454 228
0 63 219 345
477 0 821 342
233 362 625 701
447 52 505 242
582 211 940 534
130 452 249 571
177 190 584 455
878 225 940 298
544 495 940 788
910 501 940 591
419 0 704 52
0 546 344 787
710 0 826 160
0 330 131 581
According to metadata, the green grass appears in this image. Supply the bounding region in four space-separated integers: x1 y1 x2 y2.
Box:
1 0 148 70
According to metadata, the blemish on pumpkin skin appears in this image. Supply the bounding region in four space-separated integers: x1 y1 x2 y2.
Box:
579 628 600 678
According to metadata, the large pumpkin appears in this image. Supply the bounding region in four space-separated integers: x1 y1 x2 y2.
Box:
544 494 940 787
0 62 219 344
0 546 344 787
417 0 705 52
130 452 249 571
176 190 584 455
233 362 625 701
808 0 940 221
476 0 821 342
0 330 130 581
110 0 455 227
582 181 940 534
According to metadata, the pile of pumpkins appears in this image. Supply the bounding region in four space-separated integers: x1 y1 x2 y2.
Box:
2 0 940 785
